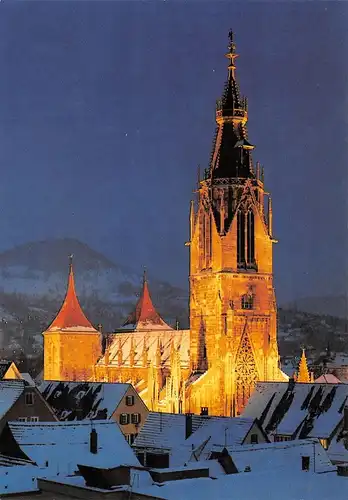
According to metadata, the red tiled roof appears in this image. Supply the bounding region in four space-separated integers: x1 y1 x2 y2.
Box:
47 262 96 332
122 273 170 329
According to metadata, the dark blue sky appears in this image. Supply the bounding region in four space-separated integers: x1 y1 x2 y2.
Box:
0 1 347 303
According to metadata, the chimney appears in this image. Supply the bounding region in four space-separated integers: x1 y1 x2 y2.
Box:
90 428 98 454
185 413 193 440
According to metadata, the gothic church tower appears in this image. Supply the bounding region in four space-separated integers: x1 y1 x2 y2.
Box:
43 258 101 381
187 32 282 415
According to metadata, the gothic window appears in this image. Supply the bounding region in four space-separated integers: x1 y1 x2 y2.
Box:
246 210 255 266
241 293 254 310
237 210 245 267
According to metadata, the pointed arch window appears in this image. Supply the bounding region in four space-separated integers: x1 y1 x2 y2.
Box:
246 210 255 267
237 210 245 267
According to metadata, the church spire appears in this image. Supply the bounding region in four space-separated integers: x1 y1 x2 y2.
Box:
47 257 97 332
210 30 255 181
122 269 172 331
297 348 310 383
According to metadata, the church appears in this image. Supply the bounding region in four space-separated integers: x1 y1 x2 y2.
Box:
43 32 286 417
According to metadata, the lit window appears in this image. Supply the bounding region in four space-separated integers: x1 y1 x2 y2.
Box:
131 413 141 424
120 413 129 425
126 395 135 406
29 416 39 422
18 417 27 422
241 294 253 310
25 393 34 406
319 439 328 450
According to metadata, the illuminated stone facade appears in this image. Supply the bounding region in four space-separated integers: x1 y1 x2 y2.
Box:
43 32 286 416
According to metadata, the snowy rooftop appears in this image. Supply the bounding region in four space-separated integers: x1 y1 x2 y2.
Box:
7 420 140 474
171 417 256 465
99 329 190 369
39 380 132 420
134 412 208 451
226 439 336 474
0 379 25 419
134 467 348 500
242 381 348 439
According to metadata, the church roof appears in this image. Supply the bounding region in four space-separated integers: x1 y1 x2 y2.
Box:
121 271 172 331
46 259 97 333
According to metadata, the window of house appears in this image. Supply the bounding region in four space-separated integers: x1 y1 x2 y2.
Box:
25 393 34 406
128 433 138 445
126 395 135 406
302 456 310 471
319 439 328 450
250 433 258 444
18 417 28 422
120 413 130 425
201 407 209 416
131 413 141 425
29 416 39 422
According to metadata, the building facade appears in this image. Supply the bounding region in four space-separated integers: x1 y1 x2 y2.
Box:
43 32 285 416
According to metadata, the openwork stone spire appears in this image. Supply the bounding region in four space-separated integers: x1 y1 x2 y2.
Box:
209 31 255 181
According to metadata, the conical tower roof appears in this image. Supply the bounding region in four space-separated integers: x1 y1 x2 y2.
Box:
122 270 172 331
47 257 97 332
297 349 310 383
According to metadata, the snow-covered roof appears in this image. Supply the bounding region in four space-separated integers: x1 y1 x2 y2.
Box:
132 464 347 500
226 439 336 474
20 372 36 386
171 417 256 465
0 380 25 419
99 329 190 369
0 463 40 495
134 412 207 451
39 381 132 420
242 381 348 439
7 420 140 474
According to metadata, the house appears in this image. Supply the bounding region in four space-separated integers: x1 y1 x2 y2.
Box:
134 412 268 467
39 380 148 444
0 419 151 496
170 416 269 466
242 380 348 463
0 360 22 380
0 379 57 432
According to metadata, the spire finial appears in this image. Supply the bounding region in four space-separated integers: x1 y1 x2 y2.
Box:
143 267 147 284
69 254 74 272
226 29 239 79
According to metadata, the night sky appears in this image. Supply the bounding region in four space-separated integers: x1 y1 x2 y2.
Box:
0 1 347 304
